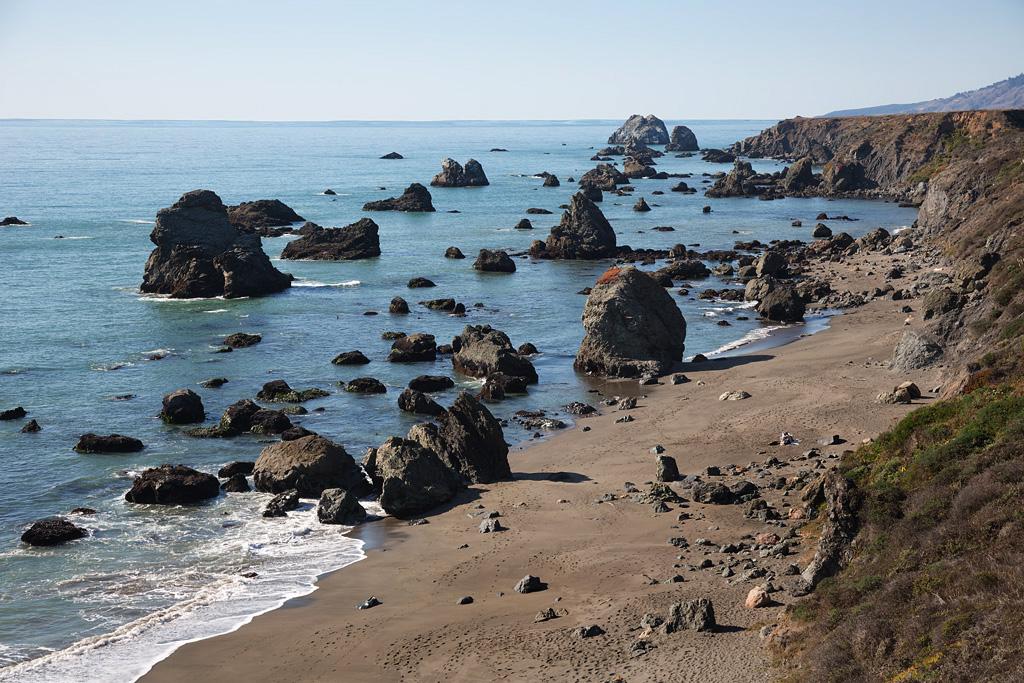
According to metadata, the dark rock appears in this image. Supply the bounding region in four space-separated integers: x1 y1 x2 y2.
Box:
1 407 27 421
801 471 858 588
517 342 538 356
254 435 370 498
408 375 455 392
608 115 670 145
125 465 220 504
478 372 529 401
221 474 250 492
691 481 736 504
701 149 736 163
781 157 817 191
20 419 41 433
323 189 336 195
812 223 832 238
665 125 699 152
578 164 628 192
281 425 315 441
141 190 291 299
262 489 300 517
633 197 651 212
407 392 510 484
223 332 262 348
398 388 445 416
473 249 516 273
575 267 686 378
368 436 463 518
822 159 872 192
388 333 437 362
452 325 537 383
542 174 560 187
362 183 435 212
1 216 28 226
526 207 553 214
514 219 533 230
74 433 145 454
256 379 329 403
21 518 87 546
444 246 465 259
746 277 806 323
529 192 616 259
430 158 489 187
226 199 303 235
380 152 404 159
332 350 370 365
388 296 410 314
408 277 436 288
664 598 716 633
656 455 680 482
218 461 255 478
161 389 205 424
317 488 367 525
281 218 380 260
345 377 387 394
514 575 547 593
200 377 229 388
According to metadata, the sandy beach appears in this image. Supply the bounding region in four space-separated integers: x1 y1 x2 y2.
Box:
142 248 944 683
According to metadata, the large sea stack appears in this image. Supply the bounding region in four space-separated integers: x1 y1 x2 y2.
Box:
607 114 670 145
665 125 699 151
575 266 686 378
280 218 381 260
227 199 304 236
529 192 617 259
362 183 436 212
140 190 291 299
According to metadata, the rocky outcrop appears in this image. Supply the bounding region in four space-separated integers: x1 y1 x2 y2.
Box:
608 114 670 145
801 471 859 588
362 183 435 212
665 125 699 152
161 389 205 424
745 277 806 322
388 333 437 362
227 199 304 236
473 249 516 273
317 488 367 525
187 399 292 438
451 325 538 383
256 379 329 403
124 465 220 504
253 435 369 498
140 190 291 299
21 518 87 546
577 164 628 192
575 267 686 378
280 218 381 260
407 391 510 483
1 216 28 226
890 329 943 372
529 192 617 259
365 437 462 518
74 433 145 453
223 332 261 348
398 388 444 416
705 160 765 197
781 157 817 191
430 158 489 187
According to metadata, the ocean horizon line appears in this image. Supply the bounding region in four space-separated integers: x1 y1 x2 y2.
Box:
0 116 782 127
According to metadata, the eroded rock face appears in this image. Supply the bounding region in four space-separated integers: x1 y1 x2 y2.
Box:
140 190 291 299
575 267 686 378
253 435 369 498
452 325 538 383
801 471 859 588
890 329 943 372
608 114 670 145
125 465 220 504
529 192 617 260
362 183 435 212
227 199 304 236
407 391 510 484
782 157 817 191
706 160 760 197
430 158 489 187
665 125 699 152
280 218 381 260
367 437 462 518
21 518 87 546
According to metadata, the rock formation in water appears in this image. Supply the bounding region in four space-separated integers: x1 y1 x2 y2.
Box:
452 325 538 384
608 114 670 145
253 435 370 498
227 199 304 237
140 190 292 299
124 465 220 504
473 249 516 273
529 192 617 259
578 163 629 192
431 158 489 187
280 218 381 260
575 266 686 378
362 183 436 212
665 125 699 151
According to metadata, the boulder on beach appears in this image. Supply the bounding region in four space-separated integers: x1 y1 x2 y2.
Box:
575 266 687 378
608 114 670 145
253 435 370 498
745 277 806 323
263 489 299 518
124 465 220 504
140 190 291 299
407 391 510 484
473 249 516 273
317 488 367 525
21 518 87 546
365 437 463 518
452 325 538 383
430 158 489 187
161 389 205 424
362 183 435 212
280 219 381 260
74 433 145 454
890 329 943 372
665 125 699 152
226 199 304 236
529 192 617 260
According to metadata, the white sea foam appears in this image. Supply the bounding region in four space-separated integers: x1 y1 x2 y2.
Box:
0 502 367 683
705 325 783 357
292 279 360 288
116 219 154 225
58 236 94 240
203 308 229 314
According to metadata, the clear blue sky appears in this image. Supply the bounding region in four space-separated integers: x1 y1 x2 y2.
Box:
1 0 1021 120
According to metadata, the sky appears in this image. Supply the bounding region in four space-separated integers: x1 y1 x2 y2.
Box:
1 0 1022 121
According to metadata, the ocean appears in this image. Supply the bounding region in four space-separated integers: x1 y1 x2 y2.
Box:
0 119 918 681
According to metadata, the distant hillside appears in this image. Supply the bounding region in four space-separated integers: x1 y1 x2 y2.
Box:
825 73 1024 117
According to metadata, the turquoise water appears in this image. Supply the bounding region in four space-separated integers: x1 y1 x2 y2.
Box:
0 119 917 680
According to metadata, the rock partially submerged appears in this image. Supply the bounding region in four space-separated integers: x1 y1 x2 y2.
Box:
317 488 367 525
140 190 291 299
362 183 436 212
473 249 516 273
226 199 304 236
21 518 87 546
125 465 220 504
575 267 686 378
161 389 205 424
253 435 370 498
529 192 617 259
280 219 381 260
608 114 670 145
74 433 145 453
665 125 699 152
452 325 538 384
430 158 489 187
